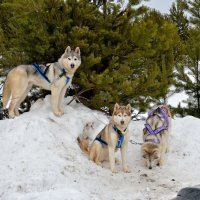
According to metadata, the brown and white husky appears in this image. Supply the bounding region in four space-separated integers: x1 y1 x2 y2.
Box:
78 103 132 173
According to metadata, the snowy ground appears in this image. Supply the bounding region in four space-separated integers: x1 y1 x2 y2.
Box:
0 96 200 200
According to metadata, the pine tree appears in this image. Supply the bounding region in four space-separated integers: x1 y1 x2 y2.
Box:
0 0 71 66
175 28 200 113
172 0 200 116
169 0 189 40
0 0 184 112
188 0 200 27
128 10 182 108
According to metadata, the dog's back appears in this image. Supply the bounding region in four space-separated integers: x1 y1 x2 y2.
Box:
141 105 172 168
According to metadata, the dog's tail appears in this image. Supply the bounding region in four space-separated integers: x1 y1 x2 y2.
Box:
2 78 11 108
77 136 90 154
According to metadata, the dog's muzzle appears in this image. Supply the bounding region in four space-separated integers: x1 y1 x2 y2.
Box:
121 120 124 125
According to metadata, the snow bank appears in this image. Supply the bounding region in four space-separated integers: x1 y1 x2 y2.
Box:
0 96 200 200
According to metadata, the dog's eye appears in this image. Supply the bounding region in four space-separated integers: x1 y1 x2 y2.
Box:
124 114 127 117
118 114 122 117
143 155 147 159
74 58 77 61
68 58 71 60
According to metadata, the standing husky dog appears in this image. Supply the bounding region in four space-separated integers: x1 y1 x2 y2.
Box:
2 46 81 118
77 103 132 173
141 105 172 169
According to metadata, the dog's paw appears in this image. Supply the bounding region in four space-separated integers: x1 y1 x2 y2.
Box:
95 161 102 166
54 110 64 117
9 111 16 119
123 166 131 173
59 110 65 115
159 159 165 166
111 167 117 173
15 110 20 116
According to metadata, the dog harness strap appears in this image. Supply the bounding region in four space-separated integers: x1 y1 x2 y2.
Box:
144 123 160 144
160 108 169 126
66 76 70 85
117 135 124 148
55 63 70 85
44 64 50 75
32 64 51 83
146 107 169 134
58 68 66 78
112 125 127 148
95 137 108 146
154 126 167 135
145 124 167 136
112 125 127 136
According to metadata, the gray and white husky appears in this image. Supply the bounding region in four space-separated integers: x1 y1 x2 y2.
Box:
2 46 81 118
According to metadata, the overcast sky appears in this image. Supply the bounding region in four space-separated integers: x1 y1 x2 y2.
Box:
141 0 175 14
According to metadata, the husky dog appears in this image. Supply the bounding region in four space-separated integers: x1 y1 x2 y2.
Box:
141 105 172 169
77 103 132 173
2 46 81 118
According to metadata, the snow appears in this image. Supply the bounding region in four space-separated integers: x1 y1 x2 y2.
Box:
168 91 188 107
0 96 200 200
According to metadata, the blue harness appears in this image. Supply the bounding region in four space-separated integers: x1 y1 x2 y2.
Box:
32 63 70 85
32 63 51 83
95 125 127 148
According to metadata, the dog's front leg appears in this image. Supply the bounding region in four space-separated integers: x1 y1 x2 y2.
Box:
121 144 131 173
108 146 117 173
58 85 68 114
51 85 63 116
159 148 166 166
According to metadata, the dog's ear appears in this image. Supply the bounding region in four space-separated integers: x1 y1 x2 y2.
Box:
114 103 120 110
126 104 132 112
65 46 71 54
75 47 80 56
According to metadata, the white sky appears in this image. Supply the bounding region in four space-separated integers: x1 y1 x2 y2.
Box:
142 0 175 14
141 0 175 14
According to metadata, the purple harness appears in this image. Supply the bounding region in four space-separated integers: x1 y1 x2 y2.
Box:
144 107 169 144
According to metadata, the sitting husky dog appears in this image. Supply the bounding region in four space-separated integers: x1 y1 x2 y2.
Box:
141 105 172 169
2 46 81 118
77 103 132 173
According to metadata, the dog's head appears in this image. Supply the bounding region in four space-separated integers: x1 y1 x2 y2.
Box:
59 46 81 74
112 103 132 128
141 143 161 169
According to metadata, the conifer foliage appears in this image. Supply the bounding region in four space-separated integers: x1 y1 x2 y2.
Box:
170 0 200 116
0 0 182 112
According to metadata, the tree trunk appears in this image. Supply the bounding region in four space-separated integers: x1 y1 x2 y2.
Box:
196 58 200 112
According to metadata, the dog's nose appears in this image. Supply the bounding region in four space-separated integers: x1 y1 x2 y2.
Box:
121 120 124 125
71 63 75 68
149 166 152 170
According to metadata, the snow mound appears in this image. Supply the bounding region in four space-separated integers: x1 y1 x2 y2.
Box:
0 96 200 200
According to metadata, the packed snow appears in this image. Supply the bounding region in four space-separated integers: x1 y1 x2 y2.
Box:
0 96 200 200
